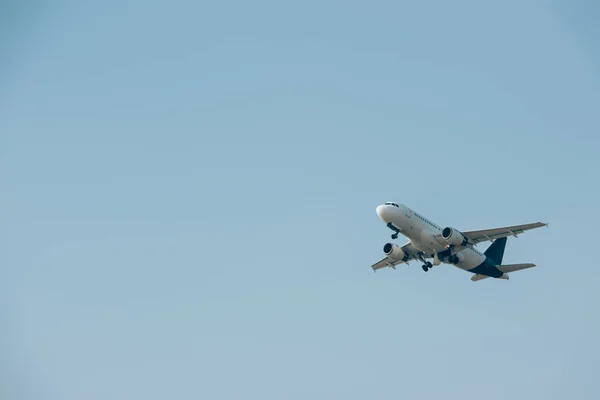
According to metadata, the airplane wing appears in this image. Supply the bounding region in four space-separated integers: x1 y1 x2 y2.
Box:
371 257 403 271
371 241 422 271
461 222 548 245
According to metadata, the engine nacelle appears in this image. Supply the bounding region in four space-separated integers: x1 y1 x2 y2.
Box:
383 243 409 262
441 227 469 246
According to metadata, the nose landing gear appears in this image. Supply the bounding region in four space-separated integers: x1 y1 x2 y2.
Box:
386 223 400 240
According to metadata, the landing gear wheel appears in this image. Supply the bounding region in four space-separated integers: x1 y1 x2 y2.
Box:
391 233 398 239
422 264 429 272
425 262 432 269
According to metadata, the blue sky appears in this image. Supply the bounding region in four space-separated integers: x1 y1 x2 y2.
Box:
2 1 599 399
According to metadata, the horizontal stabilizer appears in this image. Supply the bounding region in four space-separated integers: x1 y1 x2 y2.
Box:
497 263 536 273
471 263 536 281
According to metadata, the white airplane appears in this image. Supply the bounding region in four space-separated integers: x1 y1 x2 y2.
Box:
371 202 548 281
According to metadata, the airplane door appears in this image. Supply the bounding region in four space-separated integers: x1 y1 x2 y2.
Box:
405 208 415 231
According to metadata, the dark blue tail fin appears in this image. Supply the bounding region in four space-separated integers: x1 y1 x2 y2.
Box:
484 237 507 265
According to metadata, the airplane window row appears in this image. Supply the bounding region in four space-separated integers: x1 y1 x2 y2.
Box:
414 213 439 229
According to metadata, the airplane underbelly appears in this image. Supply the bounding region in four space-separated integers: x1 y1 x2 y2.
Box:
406 236 445 256
390 215 411 235
453 249 485 271
419 231 446 253
388 216 446 254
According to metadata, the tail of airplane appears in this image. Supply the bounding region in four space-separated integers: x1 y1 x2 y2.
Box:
470 263 536 281
471 238 536 281
484 237 507 265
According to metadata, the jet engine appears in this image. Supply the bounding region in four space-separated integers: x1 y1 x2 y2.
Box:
441 227 469 246
383 243 409 262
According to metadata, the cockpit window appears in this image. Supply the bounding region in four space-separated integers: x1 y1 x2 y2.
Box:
385 202 400 208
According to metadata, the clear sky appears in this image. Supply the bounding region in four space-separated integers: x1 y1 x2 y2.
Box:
2 1 600 399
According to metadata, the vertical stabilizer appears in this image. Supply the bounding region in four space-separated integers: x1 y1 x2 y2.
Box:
484 237 507 265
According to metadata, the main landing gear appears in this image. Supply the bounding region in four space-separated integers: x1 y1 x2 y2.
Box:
417 252 433 272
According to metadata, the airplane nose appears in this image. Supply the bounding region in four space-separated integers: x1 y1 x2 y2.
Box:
376 205 387 221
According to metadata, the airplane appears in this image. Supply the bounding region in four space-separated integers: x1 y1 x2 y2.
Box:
370 202 548 281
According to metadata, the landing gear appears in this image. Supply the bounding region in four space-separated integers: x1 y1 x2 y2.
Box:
386 223 400 240
421 261 433 272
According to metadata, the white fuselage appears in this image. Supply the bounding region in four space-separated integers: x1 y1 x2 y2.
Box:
376 202 486 271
